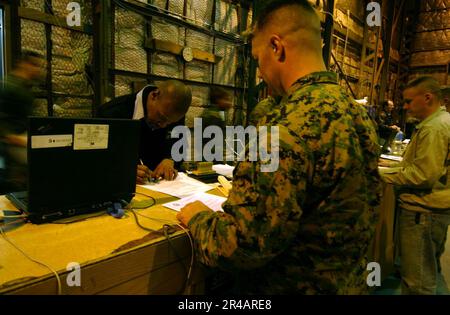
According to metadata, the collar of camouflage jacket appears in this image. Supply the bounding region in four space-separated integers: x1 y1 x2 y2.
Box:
287 71 338 96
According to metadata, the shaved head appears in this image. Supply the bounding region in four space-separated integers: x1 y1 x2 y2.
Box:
403 76 443 120
405 76 442 101
253 0 322 51
250 0 325 95
157 80 192 115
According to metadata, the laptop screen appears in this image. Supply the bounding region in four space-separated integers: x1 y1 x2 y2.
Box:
25 117 140 222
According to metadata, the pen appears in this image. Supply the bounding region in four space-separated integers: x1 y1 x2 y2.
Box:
139 159 152 182
139 159 161 183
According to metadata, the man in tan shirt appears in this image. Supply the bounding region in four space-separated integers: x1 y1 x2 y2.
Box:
380 76 450 294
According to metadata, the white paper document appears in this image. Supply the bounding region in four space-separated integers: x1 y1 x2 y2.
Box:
163 192 226 212
138 172 213 198
212 164 235 178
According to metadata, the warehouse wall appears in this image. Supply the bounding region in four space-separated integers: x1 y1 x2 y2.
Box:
18 0 426 123
409 0 449 86
322 0 400 104
20 0 94 117
18 0 251 126
329 0 370 99
112 0 250 127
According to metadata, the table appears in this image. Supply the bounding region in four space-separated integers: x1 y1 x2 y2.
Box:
2 171 427 294
0 186 206 295
369 182 396 280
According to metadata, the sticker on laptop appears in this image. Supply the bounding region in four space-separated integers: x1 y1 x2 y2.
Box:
31 135 73 149
73 124 109 150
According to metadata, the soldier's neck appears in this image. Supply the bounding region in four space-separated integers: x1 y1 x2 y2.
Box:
282 56 326 94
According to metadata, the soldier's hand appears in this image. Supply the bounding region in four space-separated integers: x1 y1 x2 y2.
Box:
136 164 152 184
177 201 213 226
153 159 178 181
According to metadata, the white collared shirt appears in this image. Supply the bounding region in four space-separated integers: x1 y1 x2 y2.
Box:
132 87 147 120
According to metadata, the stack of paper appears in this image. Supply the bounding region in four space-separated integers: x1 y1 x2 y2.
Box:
163 192 226 212
139 172 213 198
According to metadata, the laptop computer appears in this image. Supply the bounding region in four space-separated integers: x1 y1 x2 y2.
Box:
6 117 140 224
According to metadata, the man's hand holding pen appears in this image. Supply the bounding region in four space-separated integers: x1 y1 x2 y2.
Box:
137 160 153 184
137 159 177 184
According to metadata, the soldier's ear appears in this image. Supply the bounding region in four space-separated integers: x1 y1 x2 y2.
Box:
424 93 432 105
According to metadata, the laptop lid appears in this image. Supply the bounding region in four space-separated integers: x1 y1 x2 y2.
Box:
26 117 140 222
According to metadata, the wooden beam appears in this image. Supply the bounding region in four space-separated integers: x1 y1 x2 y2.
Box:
390 48 400 63
18 7 91 34
322 0 335 69
358 0 369 99
378 0 395 104
4 0 21 72
331 51 356 98
246 0 260 121
409 63 448 69
45 1 53 116
144 38 222 64
364 53 376 64
375 59 385 89
413 47 450 53
110 69 245 90
369 25 382 105
94 0 113 106
446 63 449 85
391 0 406 41
320 14 375 51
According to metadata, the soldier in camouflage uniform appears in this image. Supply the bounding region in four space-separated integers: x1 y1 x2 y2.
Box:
248 96 278 126
178 0 381 294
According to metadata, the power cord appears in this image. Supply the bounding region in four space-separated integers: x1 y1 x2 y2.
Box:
162 224 189 295
0 224 62 295
129 192 157 209
0 215 28 219
0 210 28 221
128 208 155 232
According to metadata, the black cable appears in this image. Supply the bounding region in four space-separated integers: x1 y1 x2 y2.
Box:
163 224 190 295
132 192 155 199
126 190 193 293
127 203 192 294
127 194 156 210
129 209 156 232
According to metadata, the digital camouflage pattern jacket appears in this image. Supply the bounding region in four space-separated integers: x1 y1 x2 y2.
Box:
188 71 381 294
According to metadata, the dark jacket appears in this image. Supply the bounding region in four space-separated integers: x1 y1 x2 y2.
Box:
96 86 179 170
377 110 397 140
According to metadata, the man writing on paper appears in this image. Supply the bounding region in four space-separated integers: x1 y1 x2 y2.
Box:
97 80 192 183
178 0 380 294
380 76 450 294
